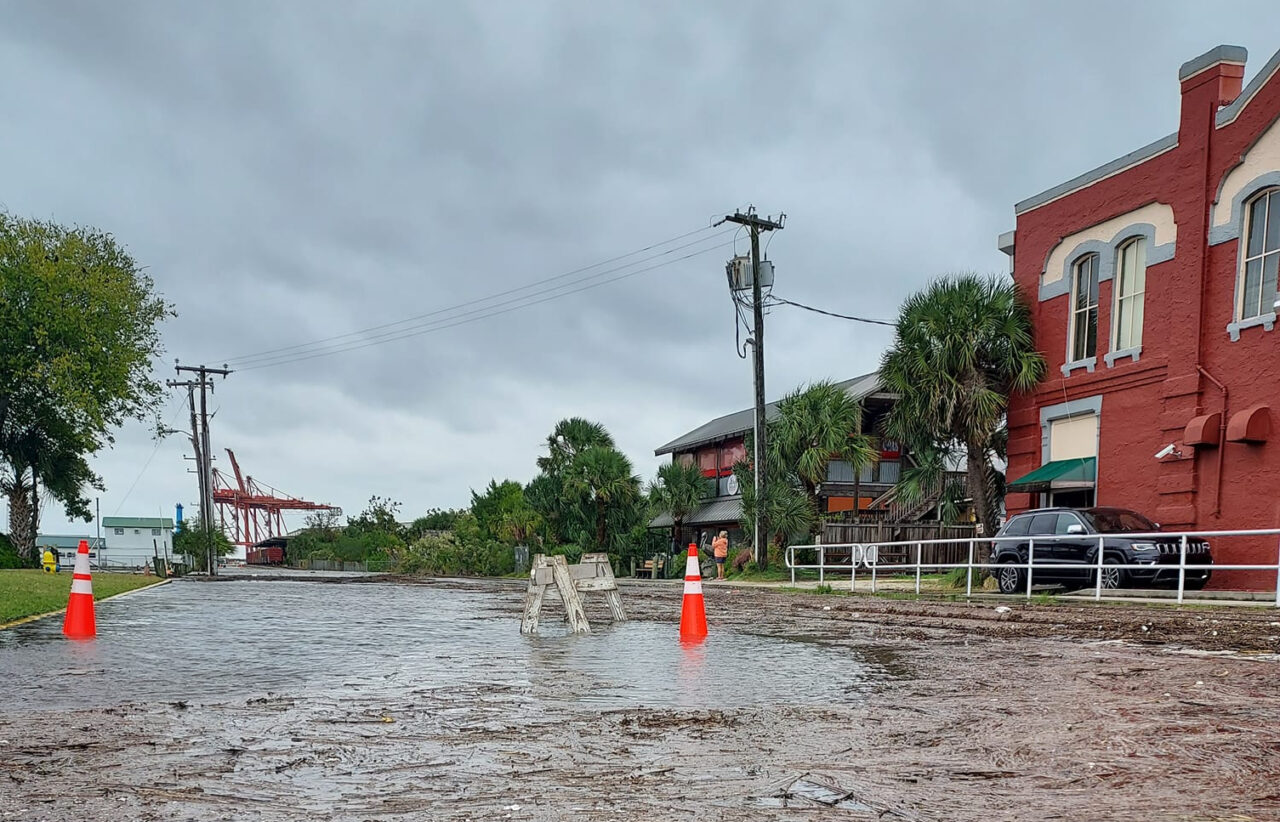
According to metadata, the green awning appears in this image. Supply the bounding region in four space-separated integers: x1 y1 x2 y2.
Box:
1006 457 1096 493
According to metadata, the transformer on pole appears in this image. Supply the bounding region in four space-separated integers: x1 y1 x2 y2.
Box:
720 207 784 569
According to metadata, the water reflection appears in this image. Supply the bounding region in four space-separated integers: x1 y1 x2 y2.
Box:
2 580 895 713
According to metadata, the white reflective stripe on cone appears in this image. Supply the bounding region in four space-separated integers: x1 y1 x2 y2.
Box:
683 579 703 596
70 578 94 595
73 554 92 576
684 555 701 577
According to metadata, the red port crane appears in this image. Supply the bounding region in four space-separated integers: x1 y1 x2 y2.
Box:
212 449 340 548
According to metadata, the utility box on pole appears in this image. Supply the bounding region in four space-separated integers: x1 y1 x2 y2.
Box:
720 208 784 569
727 257 775 292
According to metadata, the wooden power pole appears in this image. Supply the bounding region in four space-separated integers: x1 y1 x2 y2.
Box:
722 208 784 568
171 363 232 575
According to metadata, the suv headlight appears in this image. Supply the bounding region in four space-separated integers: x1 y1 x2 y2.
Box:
1130 542 1159 555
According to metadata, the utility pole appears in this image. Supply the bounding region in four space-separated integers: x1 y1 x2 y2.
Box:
721 207 784 568
167 379 207 571
170 363 232 575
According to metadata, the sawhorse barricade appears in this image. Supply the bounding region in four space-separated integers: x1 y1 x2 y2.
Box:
520 552 626 635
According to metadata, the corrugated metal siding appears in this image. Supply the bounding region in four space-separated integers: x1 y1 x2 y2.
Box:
649 496 743 528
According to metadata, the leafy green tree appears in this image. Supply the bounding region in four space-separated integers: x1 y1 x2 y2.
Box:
562 445 641 551
769 381 878 538
173 516 234 572
303 508 343 537
880 275 1044 537
405 508 463 540
528 418 616 547
469 480 542 546
0 214 171 558
346 495 402 536
524 473 567 545
291 497 405 565
649 459 711 550
394 523 516 577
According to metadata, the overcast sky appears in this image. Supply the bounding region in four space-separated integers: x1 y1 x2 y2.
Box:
5 1 1280 535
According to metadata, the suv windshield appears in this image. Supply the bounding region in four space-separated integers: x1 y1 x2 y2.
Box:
1081 509 1157 533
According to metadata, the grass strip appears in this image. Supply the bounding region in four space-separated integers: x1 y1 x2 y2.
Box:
0 569 165 624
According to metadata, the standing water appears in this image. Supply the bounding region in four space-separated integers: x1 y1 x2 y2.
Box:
1 580 888 712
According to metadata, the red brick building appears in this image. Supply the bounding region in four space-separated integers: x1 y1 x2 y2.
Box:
1003 45 1280 589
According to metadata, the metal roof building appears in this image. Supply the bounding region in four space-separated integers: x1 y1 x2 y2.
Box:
654 371 887 456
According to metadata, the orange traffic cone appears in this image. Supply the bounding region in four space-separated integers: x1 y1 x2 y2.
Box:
62 539 96 639
679 543 708 642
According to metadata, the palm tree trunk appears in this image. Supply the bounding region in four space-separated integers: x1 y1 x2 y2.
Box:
966 445 995 580
31 468 40 554
7 474 35 561
965 446 997 536
803 480 823 540
595 498 607 551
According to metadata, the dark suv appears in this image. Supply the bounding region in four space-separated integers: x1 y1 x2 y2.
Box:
990 507 1213 594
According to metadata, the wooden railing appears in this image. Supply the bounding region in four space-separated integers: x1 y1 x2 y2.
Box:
820 520 978 566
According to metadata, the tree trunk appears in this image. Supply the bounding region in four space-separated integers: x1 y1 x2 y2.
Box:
595 498 607 551
804 479 823 540
7 476 35 561
966 445 996 580
31 468 40 555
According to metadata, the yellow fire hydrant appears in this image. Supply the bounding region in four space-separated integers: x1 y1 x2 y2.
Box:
41 548 58 574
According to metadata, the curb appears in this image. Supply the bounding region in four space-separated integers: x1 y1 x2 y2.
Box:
0 577 171 631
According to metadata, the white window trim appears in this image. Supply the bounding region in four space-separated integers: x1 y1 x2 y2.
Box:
1234 188 1280 325
1065 254 1099 373
1109 238 1146 363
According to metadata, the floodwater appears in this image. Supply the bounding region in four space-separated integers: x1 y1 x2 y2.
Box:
1 580 887 713
7 579 1279 820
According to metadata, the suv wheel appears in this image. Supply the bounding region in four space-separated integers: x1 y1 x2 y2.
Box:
997 560 1024 595
1098 557 1128 590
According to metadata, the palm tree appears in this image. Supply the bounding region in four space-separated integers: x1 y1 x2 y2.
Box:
530 418 616 545
536 418 614 476
735 450 816 555
562 445 641 551
880 274 1045 538
769 381 878 537
649 459 712 550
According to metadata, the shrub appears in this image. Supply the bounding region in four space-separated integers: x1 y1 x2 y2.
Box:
395 532 516 577
0 533 28 569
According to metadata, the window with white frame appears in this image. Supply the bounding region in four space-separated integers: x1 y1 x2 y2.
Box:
1070 254 1099 362
1239 188 1280 321
1113 238 1146 351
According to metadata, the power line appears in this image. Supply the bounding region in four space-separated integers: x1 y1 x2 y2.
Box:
235 236 733 370
111 393 185 515
236 238 737 371
767 296 896 327
221 225 725 367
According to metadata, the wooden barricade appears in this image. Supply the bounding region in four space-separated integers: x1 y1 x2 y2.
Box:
520 552 626 635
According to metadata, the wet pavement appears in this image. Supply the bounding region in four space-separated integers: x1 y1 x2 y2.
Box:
3 577 1280 821
0 580 887 712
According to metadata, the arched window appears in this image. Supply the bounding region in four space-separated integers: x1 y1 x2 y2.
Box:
1113 238 1146 351
1239 188 1280 321
1069 253 1099 362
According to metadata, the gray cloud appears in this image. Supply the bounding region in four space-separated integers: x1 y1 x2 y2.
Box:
4 0 1279 531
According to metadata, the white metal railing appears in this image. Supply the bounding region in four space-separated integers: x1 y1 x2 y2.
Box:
785 528 1280 607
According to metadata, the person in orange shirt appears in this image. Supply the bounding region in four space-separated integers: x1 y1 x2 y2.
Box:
711 530 729 580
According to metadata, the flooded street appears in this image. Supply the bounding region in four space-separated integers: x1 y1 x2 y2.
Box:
1 581 885 712
3 578 1280 820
